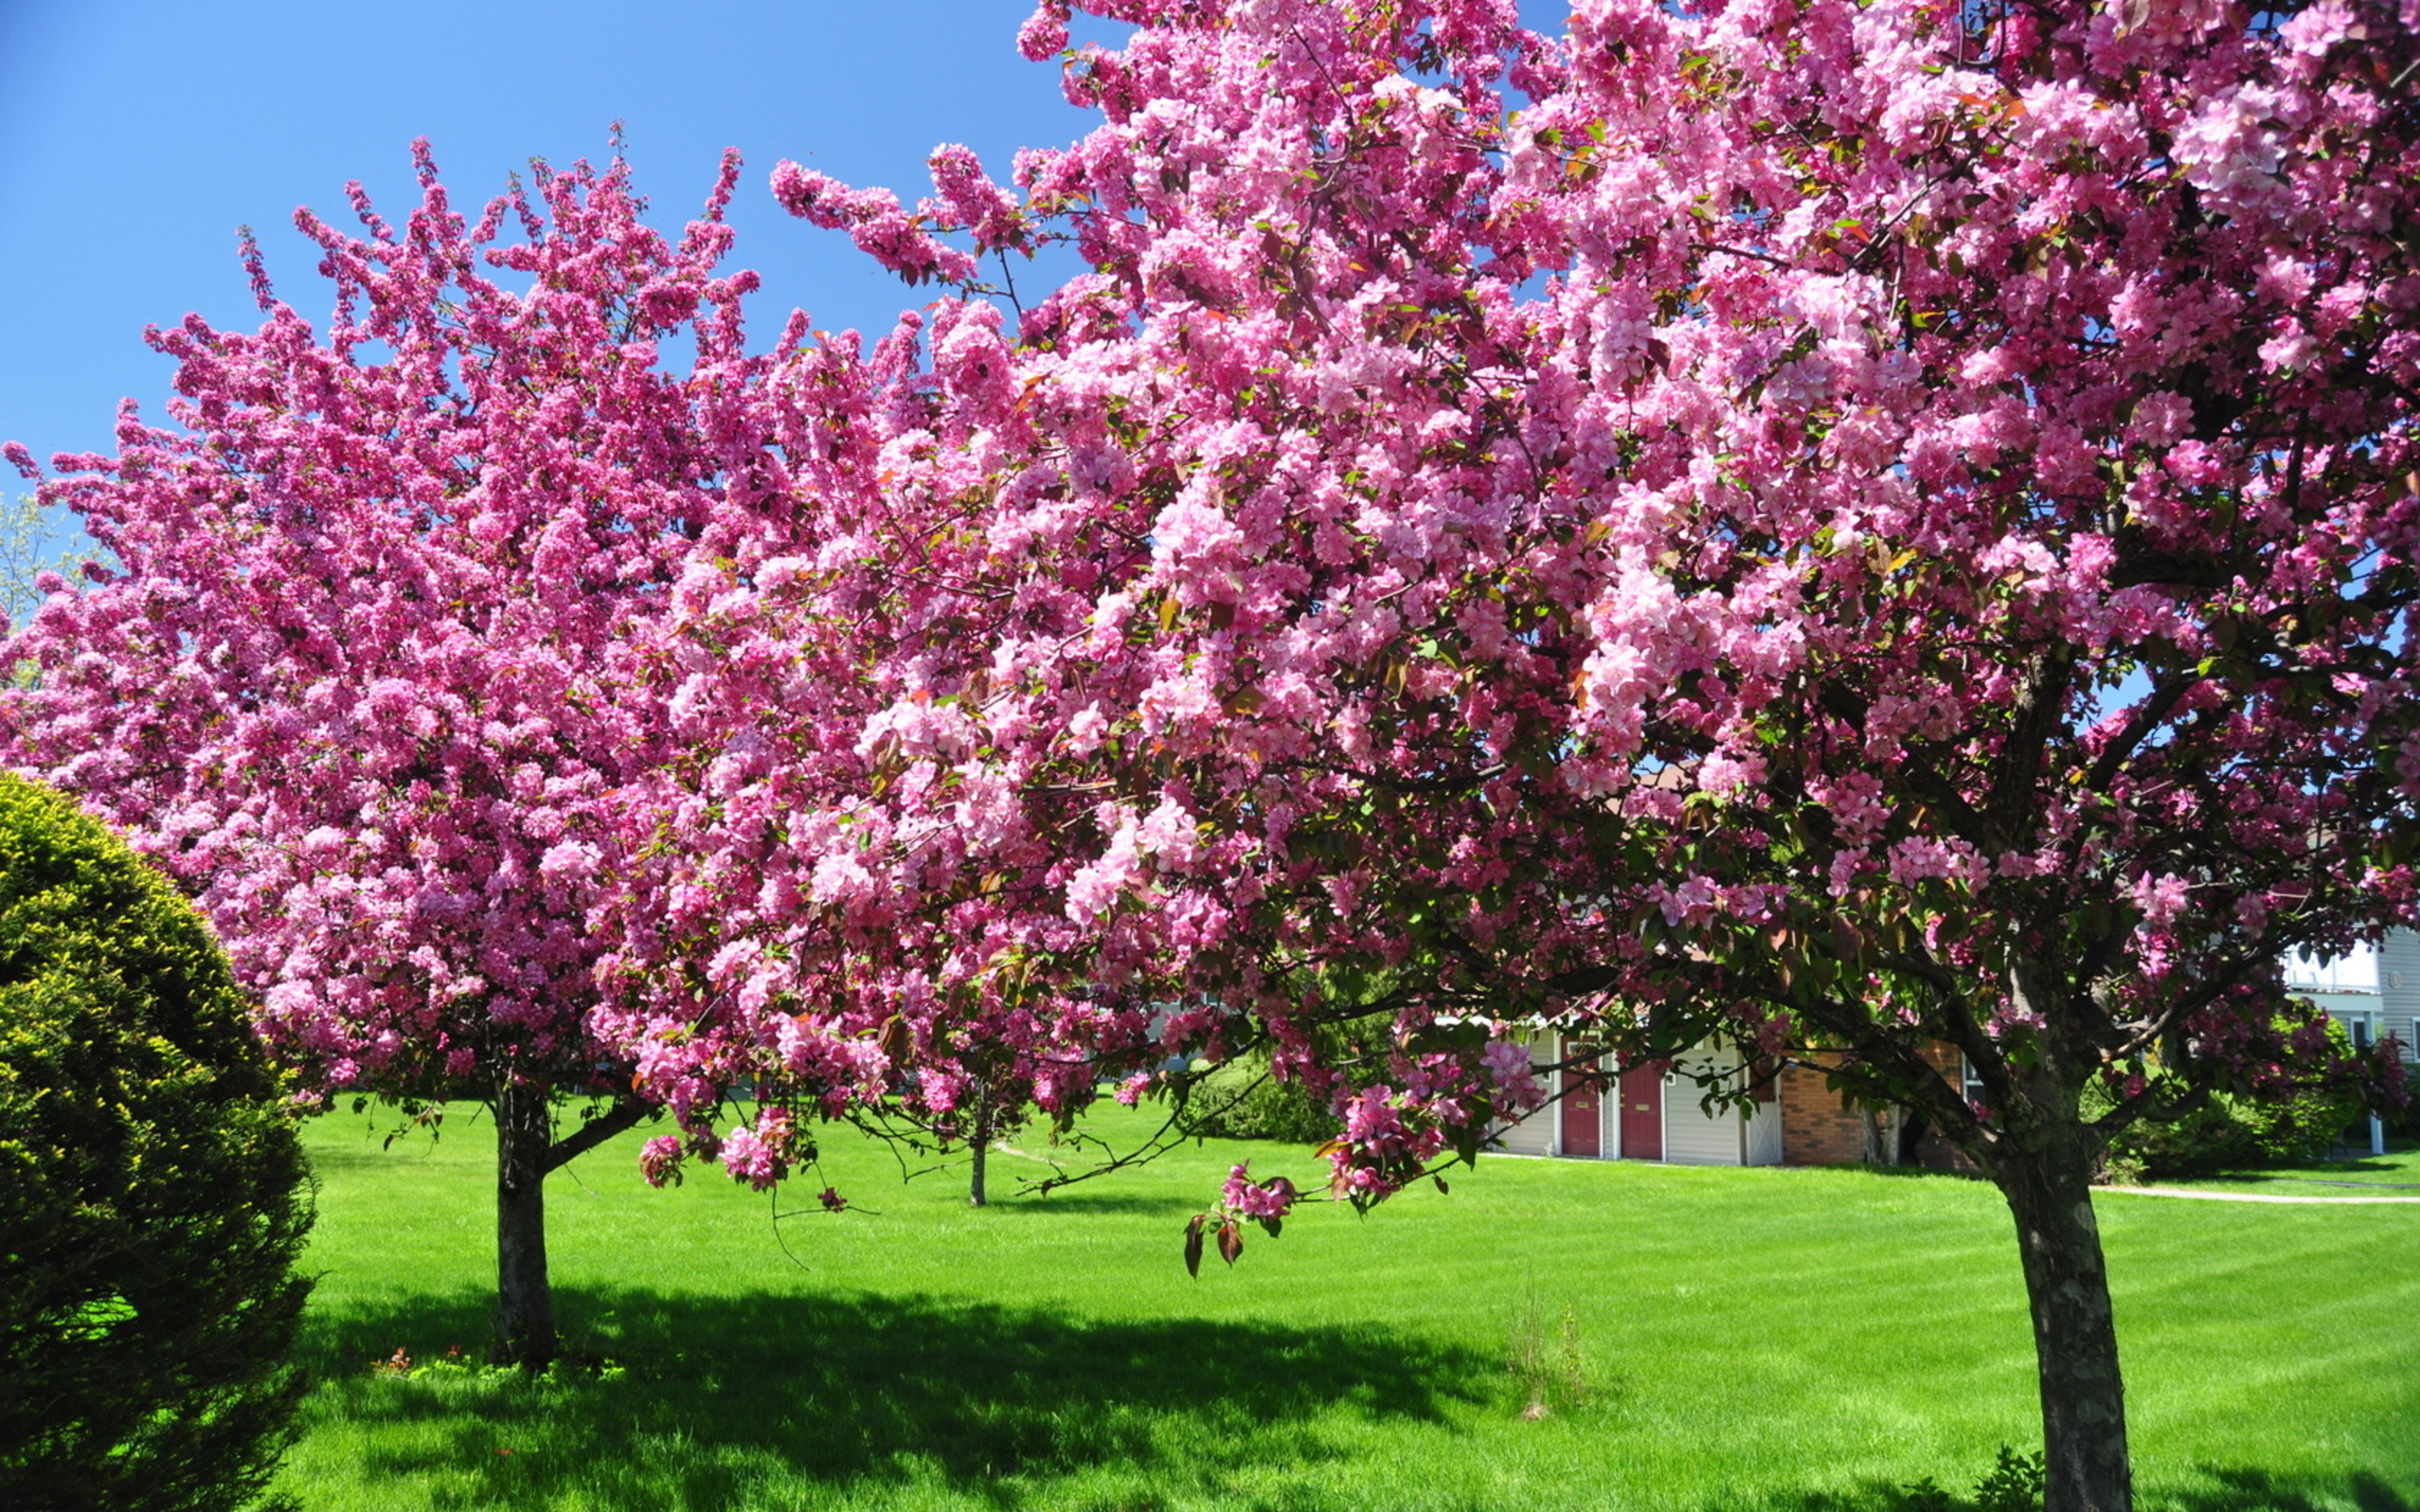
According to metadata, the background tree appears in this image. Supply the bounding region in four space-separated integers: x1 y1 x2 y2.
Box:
619 3 2419 1509
0 493 98 639
1 144 804 1366
0 772 313 1512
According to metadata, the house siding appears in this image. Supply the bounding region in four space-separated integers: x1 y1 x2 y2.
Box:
1491 1031 1559 1155
1662 1097 1738 1164
1662 1046 1757 1165
1493 1031 1772 1165
1495 1105 1557 1156
2379 929 2420 1060
2290 930 2420 1061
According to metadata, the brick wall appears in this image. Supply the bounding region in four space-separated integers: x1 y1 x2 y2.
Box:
1779 1043 1976 1171
1779 1061 1868 1164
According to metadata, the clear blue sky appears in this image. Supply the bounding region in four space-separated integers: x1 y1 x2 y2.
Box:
0 2 1134 491
0 1 1559 556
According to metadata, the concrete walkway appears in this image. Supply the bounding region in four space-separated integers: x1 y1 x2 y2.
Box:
2099 1185 2420 1204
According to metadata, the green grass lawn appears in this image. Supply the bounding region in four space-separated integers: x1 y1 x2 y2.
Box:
280 1107 2420 1512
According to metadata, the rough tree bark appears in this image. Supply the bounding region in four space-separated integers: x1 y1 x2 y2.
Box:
968 1077 993 1208
491 1080 655 1366
1859 1106 1905 1167
1996 1134 2132 1512
493 1078 555 1366
1979 954 2133 1512
1813 947 2137 1512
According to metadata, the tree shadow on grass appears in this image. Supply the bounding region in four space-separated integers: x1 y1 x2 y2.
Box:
2162 1468 2417 1512
982 1191 1201 1218
1739 1483 1987 1512
1746 1468 2417 1512
298 1287 1494 1511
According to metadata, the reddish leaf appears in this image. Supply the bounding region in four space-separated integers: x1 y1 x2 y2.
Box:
1183 1214 1204 1278
1217 1218 1243 1266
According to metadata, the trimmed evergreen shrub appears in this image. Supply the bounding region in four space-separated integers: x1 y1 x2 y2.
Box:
0 773 313 1512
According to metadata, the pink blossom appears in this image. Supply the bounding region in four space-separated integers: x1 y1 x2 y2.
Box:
1480 1039 1545 1112
1341 1088 1406 1148
1016 0 1070 60
719 1125 781 1191
754 1105 798 1159
639 1135 683 1189
1220 1162 1295 1220
2132 873 2193 933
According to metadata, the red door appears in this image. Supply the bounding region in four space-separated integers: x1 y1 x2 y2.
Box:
1561 1055 1602 1157
1618 1062 1664 1160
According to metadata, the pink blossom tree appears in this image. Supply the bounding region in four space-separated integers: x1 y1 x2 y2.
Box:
582 229 1180 1210
624 2 2419 1505
0 144 830 1365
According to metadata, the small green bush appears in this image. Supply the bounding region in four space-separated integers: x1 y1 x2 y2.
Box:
1178 1052 1340 1143
2101 1082 2364 1182
1900 1443 2044 1512
0 774 313 1512
1971 1444 2048 1512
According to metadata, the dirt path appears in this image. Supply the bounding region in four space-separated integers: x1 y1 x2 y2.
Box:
2098 1186 2420 1205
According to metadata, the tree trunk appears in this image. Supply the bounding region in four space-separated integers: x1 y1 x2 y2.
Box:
1860 1106 1902 1167
969 1080 992 1208
1895 1109 1930 1167
493 1079 555 1366
1995 1140 2132 1512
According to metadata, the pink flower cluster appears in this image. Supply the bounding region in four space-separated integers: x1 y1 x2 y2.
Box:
638 1136 684 1189
1219 1162 1295 1221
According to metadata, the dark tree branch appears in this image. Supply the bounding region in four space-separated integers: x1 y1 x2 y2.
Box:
544 1093 658 1173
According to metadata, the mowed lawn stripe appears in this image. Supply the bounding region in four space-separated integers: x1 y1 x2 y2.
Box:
281 1108 2420 1512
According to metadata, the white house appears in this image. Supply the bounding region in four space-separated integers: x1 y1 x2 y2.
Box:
2285 931 2420 1060
1486 933 2420 1168
1493 1032 1785 1166
2282 930 2420 1156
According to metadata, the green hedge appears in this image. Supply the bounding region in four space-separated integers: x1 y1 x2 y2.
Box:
0 774 313 1512
2102 1080 2365 1183
1178 1053 1340 1144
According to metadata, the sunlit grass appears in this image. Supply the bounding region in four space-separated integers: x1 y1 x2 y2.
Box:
280 1105 2420 1511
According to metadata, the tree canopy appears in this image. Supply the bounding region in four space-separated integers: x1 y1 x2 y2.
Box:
6 146 804 1363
